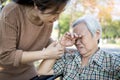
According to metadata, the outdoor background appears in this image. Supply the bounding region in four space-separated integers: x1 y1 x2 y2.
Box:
51 0 120 52
0 0 120 80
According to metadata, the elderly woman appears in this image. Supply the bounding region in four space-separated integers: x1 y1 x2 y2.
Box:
0 0 70 80
37 15 120 80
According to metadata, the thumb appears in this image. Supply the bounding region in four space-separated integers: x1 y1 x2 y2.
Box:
48 41 57 47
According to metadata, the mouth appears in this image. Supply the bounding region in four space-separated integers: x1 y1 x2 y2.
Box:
76 45 83 49
78 47 83 49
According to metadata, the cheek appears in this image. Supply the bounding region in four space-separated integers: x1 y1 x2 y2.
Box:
86 40 96 50
82 38 89 46
41 14 52 19
41 16 52 22
40 16 46 21
82 39 93 49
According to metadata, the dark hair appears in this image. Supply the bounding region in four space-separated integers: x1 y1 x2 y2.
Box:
13 0 69 13
13 0 34 6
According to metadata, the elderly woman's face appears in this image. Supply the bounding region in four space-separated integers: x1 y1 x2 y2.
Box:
73 22 99 56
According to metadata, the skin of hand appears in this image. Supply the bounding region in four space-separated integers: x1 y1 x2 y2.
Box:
37 42 65 75
60 32 79 47
42 41 65 59
37 34 81 75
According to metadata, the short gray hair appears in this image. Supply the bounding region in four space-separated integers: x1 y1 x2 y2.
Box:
72 15 102 38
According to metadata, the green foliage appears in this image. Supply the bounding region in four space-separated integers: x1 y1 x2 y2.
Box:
1 0 11 6
58 14 71 38
107 39 116 44
58 12 83 38
102 20 120 39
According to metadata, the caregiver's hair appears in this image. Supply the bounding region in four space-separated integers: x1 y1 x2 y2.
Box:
13 0 69 13
72 15 102 43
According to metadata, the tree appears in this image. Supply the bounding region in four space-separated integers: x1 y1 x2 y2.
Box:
58 0 120 39
58 14 71 38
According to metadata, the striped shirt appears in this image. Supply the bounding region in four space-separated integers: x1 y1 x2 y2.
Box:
53 49 120 80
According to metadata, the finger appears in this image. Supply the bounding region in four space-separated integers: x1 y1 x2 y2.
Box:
66 32 74 38
48 41 57 47
58 54 64 57
52 54 63 59
57 46 65 50
59 50 64 53
78 35 82 38
56 43 64 49
66 32 71 35
65 32 71 38
74 33 79 38
59 49 65 53
70 33 74 39
56 56 61 59
69 33 77 41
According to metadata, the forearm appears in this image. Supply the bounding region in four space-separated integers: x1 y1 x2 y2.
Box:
21 50 46 64
37 44 64 75
37 59 56 75
21 42 65 64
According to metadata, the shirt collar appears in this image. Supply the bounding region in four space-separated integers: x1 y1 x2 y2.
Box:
74 48 105 67
89 48 104 67
74 51 82 68
70 48 105 68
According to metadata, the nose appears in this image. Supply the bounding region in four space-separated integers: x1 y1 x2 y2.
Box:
52 15 59 21
53 17 57 21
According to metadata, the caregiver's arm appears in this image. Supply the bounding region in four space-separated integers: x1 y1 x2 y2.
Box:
37 32 78 75
37 59 56 75
37 43 65 75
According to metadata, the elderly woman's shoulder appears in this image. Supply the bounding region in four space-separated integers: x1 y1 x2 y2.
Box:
95 49 120 70
101 49 120 66
101 49 120 58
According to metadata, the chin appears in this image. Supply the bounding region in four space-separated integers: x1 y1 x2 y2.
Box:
80 52 87 55
78 49 87 55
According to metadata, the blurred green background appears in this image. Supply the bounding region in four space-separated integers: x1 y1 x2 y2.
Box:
1 0 120 47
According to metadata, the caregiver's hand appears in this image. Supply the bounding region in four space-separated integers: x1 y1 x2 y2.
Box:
42 42 65 59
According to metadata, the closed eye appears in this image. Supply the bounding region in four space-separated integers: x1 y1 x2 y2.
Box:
75 37 82 44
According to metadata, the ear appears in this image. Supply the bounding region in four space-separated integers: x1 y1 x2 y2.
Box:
34 5 38 10
95 30 101 40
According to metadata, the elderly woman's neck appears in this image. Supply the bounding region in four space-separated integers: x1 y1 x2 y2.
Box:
81 46 99 67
